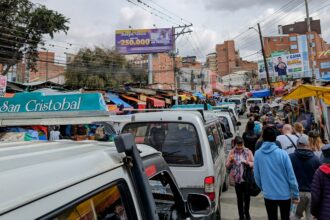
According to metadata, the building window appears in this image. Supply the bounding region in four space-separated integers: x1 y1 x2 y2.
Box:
289 27 294 31
311 42 316 47
280 37 283 42
290 44 298 50
289 36 297 42
320 62 330 69
309 34 315 39
273 38 277 42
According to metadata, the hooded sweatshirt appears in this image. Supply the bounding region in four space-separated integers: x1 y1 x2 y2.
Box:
289 149 320 192
254 141 299 200
311 164 330 220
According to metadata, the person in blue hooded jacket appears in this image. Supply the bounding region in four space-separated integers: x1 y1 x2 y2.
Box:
254 126 300 220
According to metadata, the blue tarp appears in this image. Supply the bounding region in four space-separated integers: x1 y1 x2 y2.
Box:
320 76 330 81
107 93 133 109
193 92 205 99
251 89 270 98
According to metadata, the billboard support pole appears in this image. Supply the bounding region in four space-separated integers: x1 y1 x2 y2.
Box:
172 24 193 105
148 54 153 84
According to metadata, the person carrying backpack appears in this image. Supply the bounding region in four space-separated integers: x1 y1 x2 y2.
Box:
243 121 259 155
276 124 298 154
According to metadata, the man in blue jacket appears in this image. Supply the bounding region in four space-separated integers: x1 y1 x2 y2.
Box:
254 127 300 220
290 134 320 220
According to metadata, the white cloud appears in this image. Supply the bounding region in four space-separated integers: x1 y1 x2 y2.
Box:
30 0 329 62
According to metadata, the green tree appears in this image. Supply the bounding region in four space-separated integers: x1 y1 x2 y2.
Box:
65 47 147 89
0 0 69 75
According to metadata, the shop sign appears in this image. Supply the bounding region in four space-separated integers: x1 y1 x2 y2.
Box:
0 92 108 113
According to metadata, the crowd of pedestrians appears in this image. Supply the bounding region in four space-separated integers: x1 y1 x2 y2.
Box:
226 103 330 220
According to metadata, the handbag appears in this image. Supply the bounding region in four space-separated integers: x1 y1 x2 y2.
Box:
243 165 261 197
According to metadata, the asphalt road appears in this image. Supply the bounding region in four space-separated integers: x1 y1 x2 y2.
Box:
220 116 268 220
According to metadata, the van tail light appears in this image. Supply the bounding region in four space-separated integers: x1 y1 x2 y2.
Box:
204 176 215 201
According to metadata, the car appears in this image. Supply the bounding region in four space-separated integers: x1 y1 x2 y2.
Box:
0 134 212 219
228 97 246 115
121 111 227 219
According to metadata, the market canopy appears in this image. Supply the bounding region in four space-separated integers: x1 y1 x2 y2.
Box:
193 92 205 99
106 93 133 109
251 89 270 98
147 97 165 108
283 84 330 105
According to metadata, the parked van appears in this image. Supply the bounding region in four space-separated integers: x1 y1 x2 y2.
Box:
228 97 245 115
0 134 211 219
213 111 238 154
121 111 227 219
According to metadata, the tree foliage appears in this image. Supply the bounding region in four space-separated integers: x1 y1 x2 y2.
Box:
0 0 69 75
65 47 148 89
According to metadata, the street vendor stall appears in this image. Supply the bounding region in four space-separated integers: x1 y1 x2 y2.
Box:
283 84 330 140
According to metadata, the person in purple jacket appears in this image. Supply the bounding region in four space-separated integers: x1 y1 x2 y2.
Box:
311 144 330 220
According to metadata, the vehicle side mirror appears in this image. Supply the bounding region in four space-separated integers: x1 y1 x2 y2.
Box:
187 193 212 218
236 121 242 126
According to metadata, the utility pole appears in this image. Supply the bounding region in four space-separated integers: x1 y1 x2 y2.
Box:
46 50 49 81
148 54 153 84
257 23 272 95
170 24 193 105
304 0 316 84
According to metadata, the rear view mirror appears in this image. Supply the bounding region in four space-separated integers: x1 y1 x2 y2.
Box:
236 121 242 126
187 193 211 218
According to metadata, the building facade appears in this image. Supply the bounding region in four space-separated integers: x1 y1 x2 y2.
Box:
279 18 321 35
216 40 258 77
206 53 217 72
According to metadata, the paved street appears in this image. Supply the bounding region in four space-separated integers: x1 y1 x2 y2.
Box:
221 115 268 220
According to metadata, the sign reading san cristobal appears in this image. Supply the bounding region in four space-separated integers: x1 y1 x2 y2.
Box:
0 92 108 113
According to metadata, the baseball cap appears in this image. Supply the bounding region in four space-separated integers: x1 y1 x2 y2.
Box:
297 134 309 147
320 144 330 164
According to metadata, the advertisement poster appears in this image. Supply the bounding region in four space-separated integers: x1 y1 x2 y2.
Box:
272 53 304 78
258 59 274 79
297 35 311 77
115 28 173 54
0 75 7 97
286 53 304 78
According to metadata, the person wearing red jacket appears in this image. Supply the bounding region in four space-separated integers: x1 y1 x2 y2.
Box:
311 144 330 220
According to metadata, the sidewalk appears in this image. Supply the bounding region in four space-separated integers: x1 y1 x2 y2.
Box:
221 186 267 220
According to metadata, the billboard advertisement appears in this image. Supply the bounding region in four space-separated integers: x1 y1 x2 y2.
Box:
297 35 311 77
258 59 274 79
272 53 304 78
115 28 173 54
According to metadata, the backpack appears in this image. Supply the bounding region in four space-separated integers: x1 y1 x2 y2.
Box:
243 132 258 152
254 122 262 135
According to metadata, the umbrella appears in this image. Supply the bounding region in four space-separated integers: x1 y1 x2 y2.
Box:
283 84 330 105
